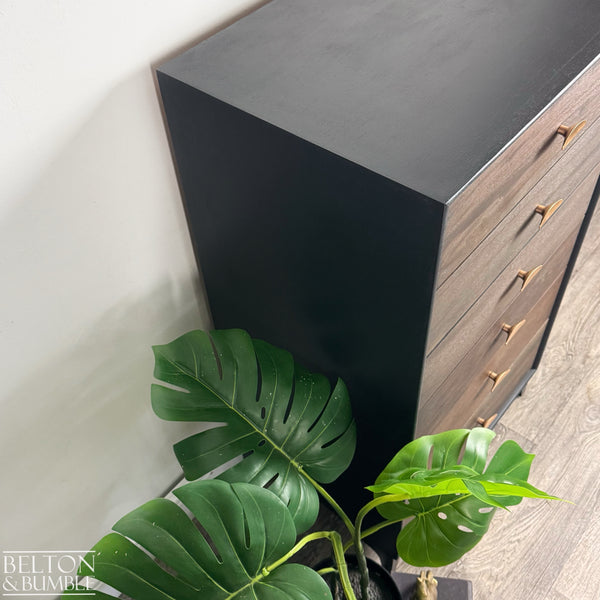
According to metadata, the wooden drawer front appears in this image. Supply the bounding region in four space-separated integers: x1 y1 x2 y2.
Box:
439 58 600 286
465 323 547 432
423 223 581 403
419 321 545 435
421 258 567 404
427 164 599 352
417 273 562 435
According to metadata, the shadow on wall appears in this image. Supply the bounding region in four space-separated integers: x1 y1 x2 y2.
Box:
2 283 203 551
0 68 212 551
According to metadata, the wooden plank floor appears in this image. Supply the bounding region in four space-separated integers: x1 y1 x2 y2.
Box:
395 191 600 599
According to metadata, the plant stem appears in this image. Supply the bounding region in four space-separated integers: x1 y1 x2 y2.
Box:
358 518 403 543
328 531 358 600
358 493 414 517
262 530 357 600
352 494 413 599
317 567 338 575
351 519 370 600
299 468 355 535
342 517 404 553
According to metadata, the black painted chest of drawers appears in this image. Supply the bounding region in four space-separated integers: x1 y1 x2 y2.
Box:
157 0 600 516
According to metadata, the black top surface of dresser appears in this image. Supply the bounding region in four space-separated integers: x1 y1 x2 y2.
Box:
159 0 600 202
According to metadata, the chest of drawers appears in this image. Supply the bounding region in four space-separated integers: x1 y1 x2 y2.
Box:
157 0 600 513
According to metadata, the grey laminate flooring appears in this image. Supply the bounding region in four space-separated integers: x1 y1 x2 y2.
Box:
395 197 600 599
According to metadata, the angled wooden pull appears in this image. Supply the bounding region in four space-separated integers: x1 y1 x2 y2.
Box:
488 369 510 391
517 265 543 290
557 120 586 149
477 413 498 428
502 319 526 344
535 199 563 228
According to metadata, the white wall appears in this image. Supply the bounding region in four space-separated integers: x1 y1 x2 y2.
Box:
0 0 265 554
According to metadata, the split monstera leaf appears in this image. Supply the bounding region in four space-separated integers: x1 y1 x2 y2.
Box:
63 480 332 600
151 328 357 534
368 427 558 566
63 329 560 599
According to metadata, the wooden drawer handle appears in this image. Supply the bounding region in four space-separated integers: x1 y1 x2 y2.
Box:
502 319 526 345
517 265 543 290
557 120 586 149
535 199 563 228
488 369 510 391
477 413 498 428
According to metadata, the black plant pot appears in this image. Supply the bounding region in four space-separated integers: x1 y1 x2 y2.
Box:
318 556 474 600
320 556 402 600
392 571 473 600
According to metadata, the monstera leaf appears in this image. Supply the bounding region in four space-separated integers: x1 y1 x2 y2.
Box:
368 428 558 567
152 329 356 534
62 480 332 600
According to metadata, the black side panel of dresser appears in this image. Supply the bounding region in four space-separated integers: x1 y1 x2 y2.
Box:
158 72 445 513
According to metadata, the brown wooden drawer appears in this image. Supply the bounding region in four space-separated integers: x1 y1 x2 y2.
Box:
417 273 562 435
438 57 600 286
421 260 568 404
465 323 547 431
427 164 599 352
422 223 581 402
419 321 546 434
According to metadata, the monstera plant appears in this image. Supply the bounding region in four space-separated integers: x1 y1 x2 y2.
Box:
64 329 559 600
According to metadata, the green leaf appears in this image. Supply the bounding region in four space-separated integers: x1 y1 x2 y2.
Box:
62 480 332 600
369 428 557 567
151 329 356 533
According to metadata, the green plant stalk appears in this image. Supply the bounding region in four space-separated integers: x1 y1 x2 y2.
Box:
352 494 414 599
262 530 357 600
300 467 356 535
357 518 403 545
342 517 404 553
317 567 339 575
